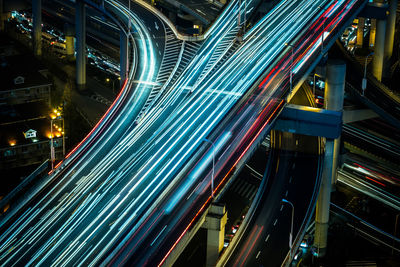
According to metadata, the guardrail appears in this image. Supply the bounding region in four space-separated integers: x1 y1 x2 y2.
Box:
331 203 400 254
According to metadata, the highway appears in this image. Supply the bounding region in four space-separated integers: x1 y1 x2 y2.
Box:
225 85 323 267
343 124 400 163
0 0 162 265
334 41 400 128
105 0 369 265
0 0 262 265
0 0 369 266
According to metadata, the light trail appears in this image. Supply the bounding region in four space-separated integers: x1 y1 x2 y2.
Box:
0 0 368 265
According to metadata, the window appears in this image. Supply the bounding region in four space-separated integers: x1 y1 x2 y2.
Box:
4 149 16 157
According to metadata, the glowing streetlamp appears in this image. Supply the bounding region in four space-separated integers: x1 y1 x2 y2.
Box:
282 198 295 260
49 106 65 171
106 77 120 94
362 52 374 96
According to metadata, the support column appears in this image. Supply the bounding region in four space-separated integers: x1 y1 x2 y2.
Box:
314 60 345 257
356 17 365 48
324 60 345 186
120 31 128 84
372 18 386 81
369 19 376 48
32 0 42 57
202 203 227 267
75 0 86 90
64 23 75 62
0 0 4 32
383 0 398 78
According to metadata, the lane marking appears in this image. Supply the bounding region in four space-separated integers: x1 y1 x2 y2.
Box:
256 250 261 259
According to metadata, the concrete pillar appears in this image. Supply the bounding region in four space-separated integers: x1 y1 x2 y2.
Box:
314 60 346 257
66 36 75 60
64 23 75 62
324 60 345 186
202 203 227 267
324 60 345 112
120 31 128 84
369 19 376 48
0 0 4 32
75 0 86 90
383 0 398 78
32 0 42 57
372 18 386 81
356 17 365 48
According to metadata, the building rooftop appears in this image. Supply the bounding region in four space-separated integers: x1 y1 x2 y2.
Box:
0 101 53 148
0 53 50 91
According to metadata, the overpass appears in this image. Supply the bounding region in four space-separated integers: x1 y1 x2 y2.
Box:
0 0 393 266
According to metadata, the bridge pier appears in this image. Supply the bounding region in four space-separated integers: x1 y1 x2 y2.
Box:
120 31 129 83
0 0 4 32
383 0 398 78
64 23 75 62
76 0 86 90
372 18 386 81
369 18 376 48
32 0 42 57
202 203 227 267
314 60 345 257
356 17 365 48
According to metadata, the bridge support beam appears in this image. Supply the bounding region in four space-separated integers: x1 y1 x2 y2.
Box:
202 203 227 267
76 0 86 90
273 105 342 139
383 0 398 78
314 60 345 257
32 0 42 57
120 31 129 84
372 18 386 81
343 109 378 123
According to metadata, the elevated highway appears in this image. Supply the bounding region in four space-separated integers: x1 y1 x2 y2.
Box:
334 41 400 129
0 0 372 266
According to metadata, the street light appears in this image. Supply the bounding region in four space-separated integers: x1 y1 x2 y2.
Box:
285 43 294 93
362 52 374 96
282 198 295 260
50 119 54 170
49 107 65 171
203 138 215 198
106 77 121 94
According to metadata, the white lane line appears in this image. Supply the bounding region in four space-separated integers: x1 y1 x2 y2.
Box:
151 225 167 246
256 250 261 259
